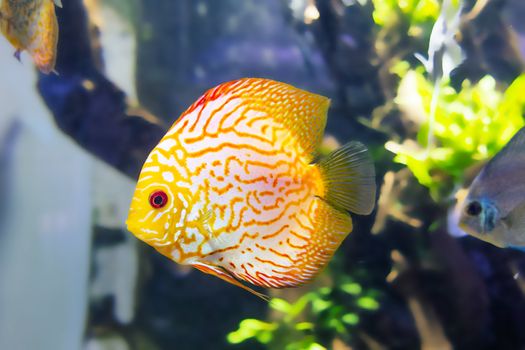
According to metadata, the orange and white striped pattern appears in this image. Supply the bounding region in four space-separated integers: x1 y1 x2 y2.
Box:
127 78 364 294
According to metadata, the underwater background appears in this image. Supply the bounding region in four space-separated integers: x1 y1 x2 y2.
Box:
1 0 525 349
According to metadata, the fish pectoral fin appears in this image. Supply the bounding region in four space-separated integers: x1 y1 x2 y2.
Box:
199 210 213 232
197 210 216 240
13 49 22 62
191 261 270 301
318 141 376 215
501 200 525 236
195 211 226 250
500 215 511 230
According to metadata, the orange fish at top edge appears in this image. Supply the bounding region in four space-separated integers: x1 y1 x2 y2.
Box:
0 0 61 74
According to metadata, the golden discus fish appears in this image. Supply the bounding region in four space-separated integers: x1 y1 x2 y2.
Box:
126 78 376 299
0 0 61 74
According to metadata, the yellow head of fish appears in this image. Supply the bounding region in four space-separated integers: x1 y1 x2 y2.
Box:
126 155 187 254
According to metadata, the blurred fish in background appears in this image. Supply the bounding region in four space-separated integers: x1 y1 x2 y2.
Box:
459 127 525 249
0 0 61 73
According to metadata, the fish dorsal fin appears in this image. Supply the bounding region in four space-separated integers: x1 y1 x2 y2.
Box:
470 126 525 205
186 78 330 160
480 127 525 179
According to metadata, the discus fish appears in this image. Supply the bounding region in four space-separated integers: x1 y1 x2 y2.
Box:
0 0 61 74
126 78 376 299
459 126 525 249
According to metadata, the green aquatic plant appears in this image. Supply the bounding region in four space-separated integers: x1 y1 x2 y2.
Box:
371 0 455 62
386 66 525 200
372 0 442 30
227 275 381 350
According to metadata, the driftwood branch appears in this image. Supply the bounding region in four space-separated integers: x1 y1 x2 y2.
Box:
37 0 166 179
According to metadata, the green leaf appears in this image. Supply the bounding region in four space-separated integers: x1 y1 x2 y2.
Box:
227 319 278 344
255 330 273 344
328 318 347 334
307 343 327 350
295 322 315 331
312 298 332 313
341 282 363 295
269 298 292 313
280 294 312 323
239 319 277 331
342 313 360 325
357 296 380 310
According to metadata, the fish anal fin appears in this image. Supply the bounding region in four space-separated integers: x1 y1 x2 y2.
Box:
192 261 270 301
319 141 376 215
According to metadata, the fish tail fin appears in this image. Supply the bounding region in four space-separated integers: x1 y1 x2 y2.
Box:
318 141 376 215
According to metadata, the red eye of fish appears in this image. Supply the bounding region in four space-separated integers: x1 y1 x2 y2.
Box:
149 190 168 209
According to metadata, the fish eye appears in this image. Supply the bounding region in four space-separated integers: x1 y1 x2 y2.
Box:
465 201 482 217
149 190 168 209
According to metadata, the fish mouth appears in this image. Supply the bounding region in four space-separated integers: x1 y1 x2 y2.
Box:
126 206 179 247
125 216 143 239
458 220 481 238
125 205 149 239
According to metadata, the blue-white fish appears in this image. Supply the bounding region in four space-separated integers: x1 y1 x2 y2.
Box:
458 127 525 249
